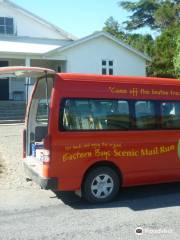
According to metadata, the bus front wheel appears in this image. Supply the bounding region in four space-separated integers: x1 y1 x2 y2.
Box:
82 166 120 203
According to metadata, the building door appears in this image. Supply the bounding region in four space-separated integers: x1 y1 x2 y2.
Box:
0 61 9 100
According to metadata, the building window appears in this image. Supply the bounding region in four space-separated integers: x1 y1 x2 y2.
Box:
109 60 113 66
102 68 107 75
102 60 106 66
102 60 113 75
57 66 62 73
109 68 113 75
0 17 14 35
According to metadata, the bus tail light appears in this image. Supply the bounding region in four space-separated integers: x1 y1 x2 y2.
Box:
43 134 51 164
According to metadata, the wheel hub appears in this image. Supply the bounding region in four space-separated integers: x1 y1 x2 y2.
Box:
91 174 114 199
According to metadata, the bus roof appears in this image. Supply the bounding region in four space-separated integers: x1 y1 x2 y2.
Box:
58 73 180 86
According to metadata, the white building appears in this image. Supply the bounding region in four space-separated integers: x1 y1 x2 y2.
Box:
0 0 150 101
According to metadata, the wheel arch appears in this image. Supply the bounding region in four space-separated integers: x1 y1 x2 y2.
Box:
81 160 123 188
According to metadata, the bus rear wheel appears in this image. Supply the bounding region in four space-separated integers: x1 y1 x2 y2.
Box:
83 166 120 203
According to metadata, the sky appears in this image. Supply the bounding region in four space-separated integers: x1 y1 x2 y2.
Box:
11 0 141 38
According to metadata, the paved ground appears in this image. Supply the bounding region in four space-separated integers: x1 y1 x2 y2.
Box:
0 124 180 240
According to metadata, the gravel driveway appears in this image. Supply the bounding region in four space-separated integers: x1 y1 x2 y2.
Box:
0 153 4 175
0 123 37 190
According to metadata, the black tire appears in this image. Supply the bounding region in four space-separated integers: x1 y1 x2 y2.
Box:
82 166 120 203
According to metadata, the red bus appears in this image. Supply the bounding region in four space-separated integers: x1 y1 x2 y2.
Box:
1 67 180 203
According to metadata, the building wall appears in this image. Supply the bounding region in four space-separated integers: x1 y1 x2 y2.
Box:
0 2 66 39
52 36 146 76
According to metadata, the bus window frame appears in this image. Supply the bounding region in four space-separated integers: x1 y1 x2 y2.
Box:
59 98 180 132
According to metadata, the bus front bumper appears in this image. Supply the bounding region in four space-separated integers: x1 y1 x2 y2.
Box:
23 160 58 190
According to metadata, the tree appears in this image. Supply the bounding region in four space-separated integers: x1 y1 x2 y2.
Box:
103 17 125 39
125 33 154 56
119 0 180 31
155 0 180 29
149 27 178 77
174 35 180 78
119 0 160 30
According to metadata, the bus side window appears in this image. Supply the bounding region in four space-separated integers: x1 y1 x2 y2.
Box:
61 99 132 131
76 101 93 130
63 100 80 130
135 101 156 129
161 102 180 129
174 103 180 127
107 100 130 129
90 101 108 130
63 99 95 130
